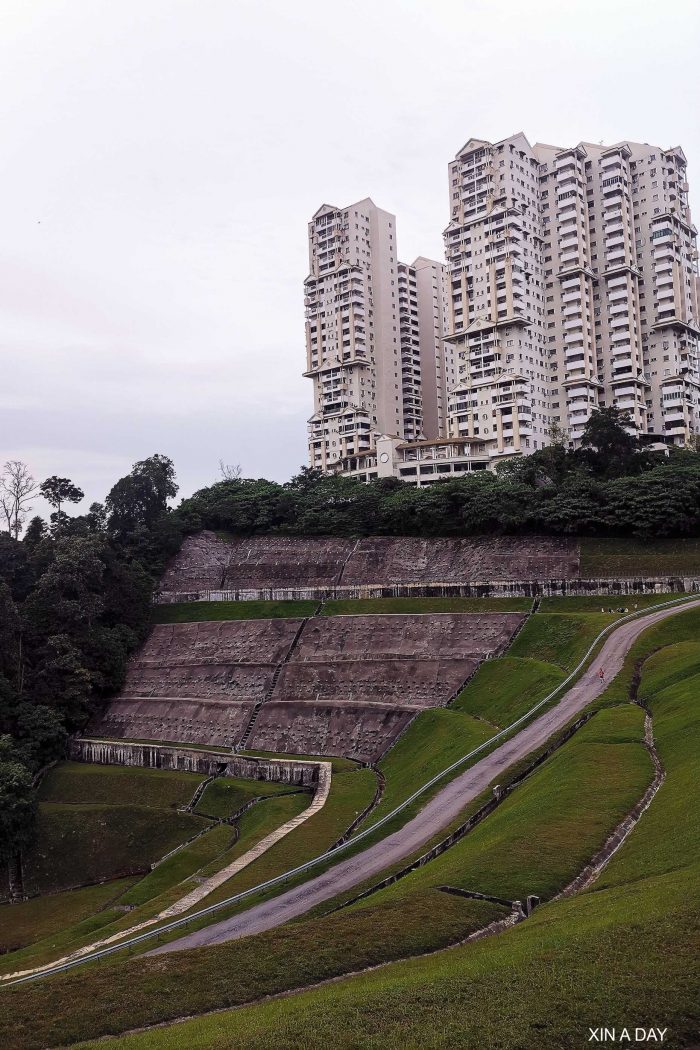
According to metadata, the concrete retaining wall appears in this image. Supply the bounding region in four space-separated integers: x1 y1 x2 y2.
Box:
69 738 319 787
156 577 700 603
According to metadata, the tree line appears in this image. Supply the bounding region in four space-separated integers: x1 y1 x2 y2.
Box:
0 455 180 868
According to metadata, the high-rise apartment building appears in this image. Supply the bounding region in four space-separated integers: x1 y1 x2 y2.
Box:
304 199 450 472
304 136 699 483
445 134 700 456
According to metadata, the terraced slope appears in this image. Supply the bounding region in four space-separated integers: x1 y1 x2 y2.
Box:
91 612 524 759
5 610 699 1049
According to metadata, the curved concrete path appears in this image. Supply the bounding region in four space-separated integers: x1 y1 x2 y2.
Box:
151 599 700 955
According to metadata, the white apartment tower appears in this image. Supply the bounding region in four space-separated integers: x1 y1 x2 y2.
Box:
445 134 700 456
304 198 450 471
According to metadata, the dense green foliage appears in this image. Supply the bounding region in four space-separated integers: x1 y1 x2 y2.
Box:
0 455 182 865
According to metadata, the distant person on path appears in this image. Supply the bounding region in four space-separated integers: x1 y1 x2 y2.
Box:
598 667 606 681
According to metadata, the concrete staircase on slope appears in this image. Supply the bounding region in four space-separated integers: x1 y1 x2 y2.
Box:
236 616 310 751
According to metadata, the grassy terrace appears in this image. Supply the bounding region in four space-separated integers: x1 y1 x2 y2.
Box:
193 775 294 820
153 595 532 623
580 535 700 577
321 596 533 614
37 762 204 809
152 599 319 623
6 617 692 1050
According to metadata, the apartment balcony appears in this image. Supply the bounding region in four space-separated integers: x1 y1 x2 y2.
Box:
602 178 626 196
609 301 630 316
564 317 585 332
560 249 580 266
562 291 582 304
608 286 629 302
564 330 586 346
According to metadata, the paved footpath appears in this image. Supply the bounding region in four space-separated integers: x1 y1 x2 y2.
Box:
150 599 700 955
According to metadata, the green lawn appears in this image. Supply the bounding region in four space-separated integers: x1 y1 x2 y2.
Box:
580 535 700 577
193 776 295 820
322 596 532 615
152 600 318 623
0 879 137 956
38 763 204 809
368 709 495 826
21 804 209 898
453 655 564 728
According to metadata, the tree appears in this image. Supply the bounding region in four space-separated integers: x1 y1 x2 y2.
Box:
218 460 242 481
13 703 68 771
22 516 48 551
105 454 178 539
0 752 37 864
579 408 639 477
39 476 84 532
1 461 37 539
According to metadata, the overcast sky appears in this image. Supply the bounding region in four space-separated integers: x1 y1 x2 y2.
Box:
2 0 699 515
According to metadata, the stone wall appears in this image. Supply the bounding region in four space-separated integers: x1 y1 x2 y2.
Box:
70 737 320 786
90 612 522 760
246 703 416 764
157 533 579 599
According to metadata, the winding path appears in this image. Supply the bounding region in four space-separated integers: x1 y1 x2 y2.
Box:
151 598 700 955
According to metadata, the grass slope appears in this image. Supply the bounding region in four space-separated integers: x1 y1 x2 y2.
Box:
0 879 137 956
188 769 375 910
0 696 660 1048
353 705 649 907
193 776 295 820
580 535 700 577
56 644 700 1050
21 804 209 897
152 600 318 623
38 763 203 809
368 709 495 825
453 655 563 728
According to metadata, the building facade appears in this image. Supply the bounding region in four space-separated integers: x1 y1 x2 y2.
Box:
304 136 699 483
304 198 449 471
445 134 700 457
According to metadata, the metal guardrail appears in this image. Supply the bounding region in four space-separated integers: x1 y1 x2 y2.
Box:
4 593 699 987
